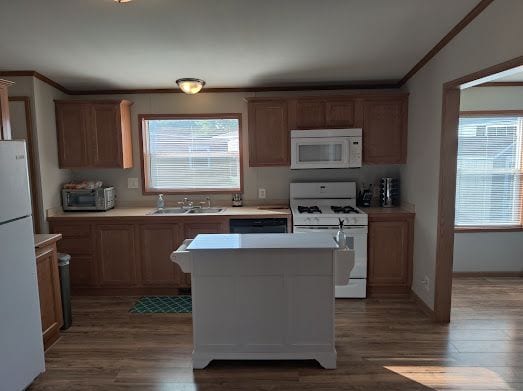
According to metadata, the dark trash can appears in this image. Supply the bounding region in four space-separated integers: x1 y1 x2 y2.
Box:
58 253 72 330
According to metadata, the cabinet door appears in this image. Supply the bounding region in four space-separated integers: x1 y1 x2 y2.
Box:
248 100 289 166
0 83 11 140
140 224 188 287
184 222 227 239
293 99 325 129
56 103 91 168
90 103 123 167
325 99 355 128
36 245 63 350
368 219 409 287
363 98 407 164
96 224 137 286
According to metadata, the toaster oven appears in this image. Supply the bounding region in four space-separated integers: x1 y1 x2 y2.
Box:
62 187 115 211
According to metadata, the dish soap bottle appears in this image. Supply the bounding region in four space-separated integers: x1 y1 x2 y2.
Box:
336 218 347 248
157 194 165 210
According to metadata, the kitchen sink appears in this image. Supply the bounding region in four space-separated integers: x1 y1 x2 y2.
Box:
187 207 224 214
149 207 187 215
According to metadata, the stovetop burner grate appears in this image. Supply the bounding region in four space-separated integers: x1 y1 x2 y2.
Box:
298 206 322 214
330 205 360 214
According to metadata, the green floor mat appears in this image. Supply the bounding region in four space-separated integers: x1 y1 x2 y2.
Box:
129 296 192 313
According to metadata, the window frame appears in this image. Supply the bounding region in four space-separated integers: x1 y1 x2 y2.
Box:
139 113 243 195
455 110 523 233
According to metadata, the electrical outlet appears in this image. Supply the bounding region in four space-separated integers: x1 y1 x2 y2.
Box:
421 276 430 292
128 178 139 189
258 188 266 199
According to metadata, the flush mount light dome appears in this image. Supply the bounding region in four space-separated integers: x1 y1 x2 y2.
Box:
114 0 133 3
176 78 206 95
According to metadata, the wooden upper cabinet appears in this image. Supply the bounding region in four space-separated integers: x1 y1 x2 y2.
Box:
56 103 91 167
362 97 408 164
289 97 355 130
325 99 355 128
248 99 289 166
0 79 13 140
292 99 325 129
55 100 133 169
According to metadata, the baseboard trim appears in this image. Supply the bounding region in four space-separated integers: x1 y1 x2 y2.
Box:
410 289 435 320
453 271 523 277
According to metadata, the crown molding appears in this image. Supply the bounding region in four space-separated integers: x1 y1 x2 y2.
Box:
398 0 495 86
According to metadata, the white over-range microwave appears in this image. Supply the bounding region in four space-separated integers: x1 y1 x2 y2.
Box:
290 128 362 169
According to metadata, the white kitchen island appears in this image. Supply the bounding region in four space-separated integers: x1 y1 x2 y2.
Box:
171 233 345 370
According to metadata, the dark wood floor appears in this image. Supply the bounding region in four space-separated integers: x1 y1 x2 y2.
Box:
29 277 523 390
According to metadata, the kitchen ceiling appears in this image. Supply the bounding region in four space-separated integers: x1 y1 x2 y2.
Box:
0 0 480 90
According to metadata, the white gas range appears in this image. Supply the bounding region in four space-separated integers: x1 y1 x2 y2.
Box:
290 182 368 298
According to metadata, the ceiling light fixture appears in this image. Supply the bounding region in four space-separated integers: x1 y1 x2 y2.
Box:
114 0 133 3
176 78 206 95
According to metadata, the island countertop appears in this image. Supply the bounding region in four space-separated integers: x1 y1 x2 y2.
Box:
187 233 338 250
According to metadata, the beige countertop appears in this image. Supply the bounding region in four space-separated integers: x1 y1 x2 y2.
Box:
47 206 291 221
34 233 62 248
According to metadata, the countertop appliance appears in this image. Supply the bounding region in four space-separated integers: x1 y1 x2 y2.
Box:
0 141 45 391
229 218 288 233
290 128 362 169
62 186 115 211
290 181 368 298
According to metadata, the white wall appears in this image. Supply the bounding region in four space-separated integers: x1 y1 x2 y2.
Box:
5 76 71 232
401 0 523 308
70 91 400 207
32 79 70 231
453 86 523 273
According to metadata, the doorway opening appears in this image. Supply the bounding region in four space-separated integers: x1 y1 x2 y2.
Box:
435 56 523 323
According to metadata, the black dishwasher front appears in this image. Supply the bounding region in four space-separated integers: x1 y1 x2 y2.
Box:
229 218 288 234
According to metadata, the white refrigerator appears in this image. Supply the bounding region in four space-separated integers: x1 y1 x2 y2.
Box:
0 141 45 391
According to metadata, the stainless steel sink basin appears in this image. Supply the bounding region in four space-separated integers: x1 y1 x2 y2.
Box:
187 207 224 214
149 207 188 215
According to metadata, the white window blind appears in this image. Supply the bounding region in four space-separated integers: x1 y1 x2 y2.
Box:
142 116 241 192
455 116 523 226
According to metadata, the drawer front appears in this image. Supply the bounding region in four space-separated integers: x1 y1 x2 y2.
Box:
51 223 91 238
57 237 93 255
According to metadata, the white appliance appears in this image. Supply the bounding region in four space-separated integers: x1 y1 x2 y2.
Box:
290 128 362 169
291 182 368 298
0 141 45 391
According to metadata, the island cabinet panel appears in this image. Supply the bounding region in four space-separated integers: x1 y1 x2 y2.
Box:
96 224 138 286
35 244 63 350
367 214 414 295
362 97 408 164
248 100 289 166
139 224 189 288
55 100 133 169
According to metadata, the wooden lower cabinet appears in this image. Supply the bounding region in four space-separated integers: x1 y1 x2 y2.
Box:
35 238 63 350
139 223 188 288
96 224 138 286
367 214 414 295
49 218 229 294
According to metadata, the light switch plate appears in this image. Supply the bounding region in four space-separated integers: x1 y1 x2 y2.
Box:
128 178 139 189
258 188 266 199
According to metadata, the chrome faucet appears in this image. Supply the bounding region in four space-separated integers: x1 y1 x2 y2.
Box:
178 197 193 210
206 197 211 208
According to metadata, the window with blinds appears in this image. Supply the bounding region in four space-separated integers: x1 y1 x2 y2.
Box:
141 115 242 193
455 115 523 227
